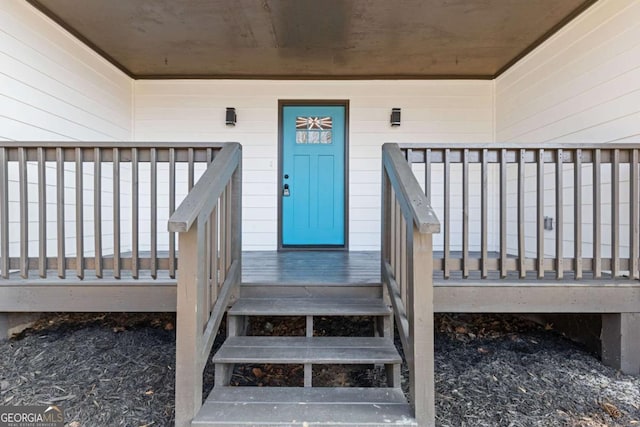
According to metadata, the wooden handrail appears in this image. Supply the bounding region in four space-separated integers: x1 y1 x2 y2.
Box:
171 143 242 427
381 143 440 427
382 144 440 234
0 141 228 149
169 144 241 232
398 142 640 150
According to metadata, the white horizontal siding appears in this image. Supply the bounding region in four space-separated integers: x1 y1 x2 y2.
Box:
0 2 132 141
0 1 133 263
5 0 637 261
496 0 640 262
135 80 493 250
497 0 640 144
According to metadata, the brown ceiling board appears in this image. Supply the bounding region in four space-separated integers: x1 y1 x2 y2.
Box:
27 0 597 79
493 0 599 78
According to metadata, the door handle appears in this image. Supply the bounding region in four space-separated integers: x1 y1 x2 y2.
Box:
283 183 290 197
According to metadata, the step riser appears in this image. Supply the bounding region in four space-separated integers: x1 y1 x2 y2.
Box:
229 298 391 318
240 284 382 299
213 337 401 365
213 336 401 388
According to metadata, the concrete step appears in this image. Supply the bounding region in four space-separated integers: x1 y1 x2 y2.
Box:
213 336 401 365
229 297 391 317
192 387 416 426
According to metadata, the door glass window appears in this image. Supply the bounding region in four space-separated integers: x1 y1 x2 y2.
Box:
296 116 332 144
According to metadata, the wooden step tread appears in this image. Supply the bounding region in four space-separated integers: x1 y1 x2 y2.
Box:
192 387 416 426
229 297 391 316
213 337 401 364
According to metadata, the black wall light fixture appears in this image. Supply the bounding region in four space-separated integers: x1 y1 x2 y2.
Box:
225 107 237 126
390 108 401 126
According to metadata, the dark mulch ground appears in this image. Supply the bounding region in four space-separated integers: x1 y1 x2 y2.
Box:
434 315 640 427
0 313 638 427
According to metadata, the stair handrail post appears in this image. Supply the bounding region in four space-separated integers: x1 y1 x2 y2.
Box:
381 143 440 427
174 222 202 427
170 142 243 427
410 223 435 424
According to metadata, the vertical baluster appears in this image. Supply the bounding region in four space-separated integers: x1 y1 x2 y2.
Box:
0 148 8 279
395 200 402 278
574 149 582 280
75 148 84 279
400 148 413 278
444 148 450 279
219 188 227 283
210 205 219 304
131 148 139 279
37 148 46 278
203 215 211 325
425 149 431 201
188 148 195 190
18 148 28 279
169 148 176 278
196 216 207 335
94 148 102 278
593 149 601 278
207 172 216 306
205 168 218 310
400 213 407 302
556 150 564 280
206 148 213 165
537 149 544 279
113 148 121 279
226 181 232 270
611 149 620 277
500 149 507 278
462 149 469 278
518 149 526 278
389 194 398 274
381 170 391 266
481 149 488 278
150 148 157 279
395 200 401 281
390 192 397 273
56 148 65 278
630 149 639 280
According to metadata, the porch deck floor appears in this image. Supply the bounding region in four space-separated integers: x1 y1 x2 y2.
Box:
2 251 636 313
242 251 380 284
1 269 175 283
2 251 623 284
242 251 623 285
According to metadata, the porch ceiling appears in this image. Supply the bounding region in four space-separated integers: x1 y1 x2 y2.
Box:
28 0 596 79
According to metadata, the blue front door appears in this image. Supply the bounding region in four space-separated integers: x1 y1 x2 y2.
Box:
282 105 345 246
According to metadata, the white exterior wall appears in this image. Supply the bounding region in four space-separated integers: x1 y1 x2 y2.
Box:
3 0 639 256
0 1 132 260
496 0 640 260
134 80 494 250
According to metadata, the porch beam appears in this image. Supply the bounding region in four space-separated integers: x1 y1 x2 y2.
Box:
434 283 640 313
0 282 176 312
